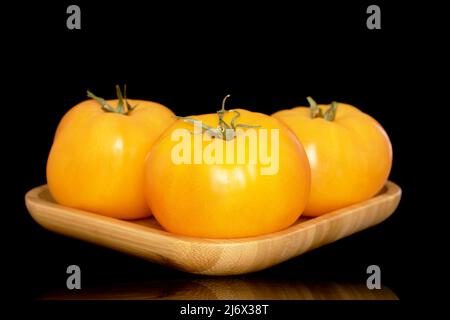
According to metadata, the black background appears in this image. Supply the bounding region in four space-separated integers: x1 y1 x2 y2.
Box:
5 0 439 314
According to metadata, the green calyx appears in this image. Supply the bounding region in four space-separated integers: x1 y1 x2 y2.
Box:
176 95 261 141
87 85 137 115
307 96 338 121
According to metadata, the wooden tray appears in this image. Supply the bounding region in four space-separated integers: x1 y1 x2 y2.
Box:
25 181 401 276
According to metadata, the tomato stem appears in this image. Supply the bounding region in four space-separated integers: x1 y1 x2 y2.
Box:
217 94 231 131
307 96 338 121
176 95 260 141
323 101 337 121
87 85 137 115
115 85 125 113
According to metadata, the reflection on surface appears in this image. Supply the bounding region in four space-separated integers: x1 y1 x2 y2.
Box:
40 277 398 300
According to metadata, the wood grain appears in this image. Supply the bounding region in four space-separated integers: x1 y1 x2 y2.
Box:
25 181 401 276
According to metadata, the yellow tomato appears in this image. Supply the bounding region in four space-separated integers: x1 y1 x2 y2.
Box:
272 97 392 216
144 98 310 238
47 87 175 219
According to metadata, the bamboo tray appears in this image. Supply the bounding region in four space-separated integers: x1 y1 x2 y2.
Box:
25 181 401 276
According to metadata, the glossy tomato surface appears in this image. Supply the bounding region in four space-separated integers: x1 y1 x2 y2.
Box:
273 103 392 216
47 98 175 219
144 109 311 238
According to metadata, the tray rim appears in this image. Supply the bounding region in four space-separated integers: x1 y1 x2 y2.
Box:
25 181 401 247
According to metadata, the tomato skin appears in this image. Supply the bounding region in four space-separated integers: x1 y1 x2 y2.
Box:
144 109 311 238
272 103 392 216
47 98 175 219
